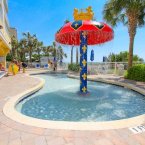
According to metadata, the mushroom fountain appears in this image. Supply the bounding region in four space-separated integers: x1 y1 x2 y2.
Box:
55 6 114 94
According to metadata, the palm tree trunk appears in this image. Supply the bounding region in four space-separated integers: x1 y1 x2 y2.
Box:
128 36 135 68
38 50 40 62
71 46 74 64
12 48 16 59
127 13 137 69
29 49 32 65
76 47 79 64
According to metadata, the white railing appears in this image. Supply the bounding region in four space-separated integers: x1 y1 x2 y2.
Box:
87 62 143 76
23 61 144 76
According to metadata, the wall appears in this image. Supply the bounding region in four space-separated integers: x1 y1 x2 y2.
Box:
0 0 11 68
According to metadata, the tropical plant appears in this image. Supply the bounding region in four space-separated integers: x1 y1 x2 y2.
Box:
43 42 67 62
103 0 145 68
51 42 57 58
51 42 67 61
35 40 43 62
8 32 45 63
108 51 144 63
57 45 67 62
76 47 79 64
17 39 27 61
43 46 52 56
64 19 70 24
68 63 80 72
125 64 145 82
71 46 74 64
22 32 37 63
6 53 13 61
10 36 19 59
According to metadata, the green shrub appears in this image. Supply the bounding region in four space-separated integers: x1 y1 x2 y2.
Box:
6 54 13 61
125 64 145 82
68 63 80 72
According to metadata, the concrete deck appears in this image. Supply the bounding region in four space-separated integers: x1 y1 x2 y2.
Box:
0 70 145 145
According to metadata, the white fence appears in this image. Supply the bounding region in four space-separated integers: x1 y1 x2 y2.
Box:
25 61 143 76
87 62 143 76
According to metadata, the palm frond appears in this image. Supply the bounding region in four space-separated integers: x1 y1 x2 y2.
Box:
103 0 145 27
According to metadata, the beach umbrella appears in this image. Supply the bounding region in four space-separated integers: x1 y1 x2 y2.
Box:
103 56 108 62
55 7 114 94
53 57 56 62
90 49 94 62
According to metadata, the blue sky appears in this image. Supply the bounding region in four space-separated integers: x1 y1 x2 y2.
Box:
8 0 145 62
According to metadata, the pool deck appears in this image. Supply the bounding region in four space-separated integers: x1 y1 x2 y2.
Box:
0 69 145 145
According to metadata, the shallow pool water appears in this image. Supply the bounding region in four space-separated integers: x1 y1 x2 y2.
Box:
16 74 145 122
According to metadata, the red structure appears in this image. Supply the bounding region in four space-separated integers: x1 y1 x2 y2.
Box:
55 20 114 46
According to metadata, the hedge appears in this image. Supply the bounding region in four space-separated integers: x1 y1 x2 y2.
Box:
125 64 145 82
68 63 80 72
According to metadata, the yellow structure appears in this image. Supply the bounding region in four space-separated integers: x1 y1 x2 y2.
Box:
8 63 19 75
73 6 94 21
0 0 11 68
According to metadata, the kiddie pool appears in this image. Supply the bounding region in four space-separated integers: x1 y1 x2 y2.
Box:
3 73 145 130
16 74 145 121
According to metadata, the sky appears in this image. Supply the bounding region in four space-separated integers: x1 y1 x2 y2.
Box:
8 0 145 62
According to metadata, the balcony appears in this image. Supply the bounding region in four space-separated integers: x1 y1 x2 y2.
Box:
0 21 11 52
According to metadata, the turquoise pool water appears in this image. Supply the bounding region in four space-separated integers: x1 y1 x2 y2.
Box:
16 74 145 122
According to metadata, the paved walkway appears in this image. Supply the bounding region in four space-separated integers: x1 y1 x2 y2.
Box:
0 70 145 145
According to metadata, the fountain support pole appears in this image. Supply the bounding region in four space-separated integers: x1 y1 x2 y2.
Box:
80 31 88 94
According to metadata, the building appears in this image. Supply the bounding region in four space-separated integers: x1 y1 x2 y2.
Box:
9 27 17 39
0 0 11 68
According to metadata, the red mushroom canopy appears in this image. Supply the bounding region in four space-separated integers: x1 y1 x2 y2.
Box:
55 20 114 46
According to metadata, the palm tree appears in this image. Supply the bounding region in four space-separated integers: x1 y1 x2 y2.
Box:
43 42 67 62
103 0 145 68
43 46 52 56
71 46 74 64
57 46 67 62
52 42 57 58
35 40 43 62
76 47 79 64
11 36 19 59
51 42 66 60
22 32 37 64
64 19 70 24
17 39 27 61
